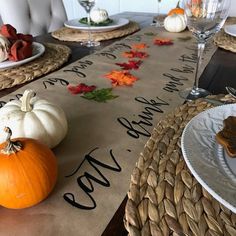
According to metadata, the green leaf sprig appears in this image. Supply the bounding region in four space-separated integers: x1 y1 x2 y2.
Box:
79 17 113 26
82 88 118 102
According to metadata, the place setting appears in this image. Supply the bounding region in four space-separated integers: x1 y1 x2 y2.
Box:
0 24 71 90
181 12 236 213
0 41 45 70
52 0 139 44
124 0 236 235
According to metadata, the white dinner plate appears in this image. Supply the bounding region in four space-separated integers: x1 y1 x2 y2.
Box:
0 42 45 70
224 24 236 37
64 17 129 32
181 104 236 213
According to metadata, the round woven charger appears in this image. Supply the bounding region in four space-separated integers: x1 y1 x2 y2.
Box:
124 96 236 236
214 17 236 53
51 21 140 42
0 43 71 90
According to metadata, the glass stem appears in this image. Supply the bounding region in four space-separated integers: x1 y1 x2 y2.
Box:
87 12 92 43
192 41 205 93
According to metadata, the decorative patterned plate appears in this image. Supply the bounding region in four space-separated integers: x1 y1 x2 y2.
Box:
181 104 236 213
64 17 129 32
0 42 45 70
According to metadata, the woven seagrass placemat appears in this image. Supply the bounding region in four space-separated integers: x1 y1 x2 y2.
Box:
51 21 140 42
0 43 71 90
214 17 236 53
124 96 236 236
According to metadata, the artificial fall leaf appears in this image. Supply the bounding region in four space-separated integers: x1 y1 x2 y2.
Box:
122 50 148 59
105 70 138 87
82 88 118 102
131 43 148 50
115 60 142 70
154 38 173 46
67 83 96 95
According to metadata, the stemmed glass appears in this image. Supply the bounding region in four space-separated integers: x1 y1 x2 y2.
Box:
77 0 100 47
151 0 164 27
179 0 231 100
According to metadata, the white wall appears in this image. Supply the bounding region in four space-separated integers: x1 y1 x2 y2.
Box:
63 0 236 20
63 0 179 20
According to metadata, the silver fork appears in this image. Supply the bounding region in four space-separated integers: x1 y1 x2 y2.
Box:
226 86 236 99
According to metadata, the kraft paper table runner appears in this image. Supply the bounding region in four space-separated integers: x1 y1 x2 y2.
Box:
0 27 217 236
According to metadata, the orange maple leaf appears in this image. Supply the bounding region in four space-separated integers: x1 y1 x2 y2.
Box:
131 43 148 50
154 38 173 46
105 70 138 87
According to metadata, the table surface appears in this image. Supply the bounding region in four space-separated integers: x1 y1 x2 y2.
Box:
1 12 236 236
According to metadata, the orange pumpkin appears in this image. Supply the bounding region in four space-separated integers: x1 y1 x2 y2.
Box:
192 0 202 4
0 127 58 209
168 1 184 16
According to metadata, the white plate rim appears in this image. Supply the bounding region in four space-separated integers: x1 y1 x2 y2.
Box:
0 42 45 70
64 17 129 32
224 24 236 37
181 104 236 213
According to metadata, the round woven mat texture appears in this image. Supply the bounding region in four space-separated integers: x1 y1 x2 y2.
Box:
0 43 71 90
214 17 236 53
51 21 140 42
124 96 236 236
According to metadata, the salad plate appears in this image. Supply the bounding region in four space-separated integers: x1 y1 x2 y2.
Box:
0 42 45 70
181 104 236 213
224 24 236 37
64 17 129 32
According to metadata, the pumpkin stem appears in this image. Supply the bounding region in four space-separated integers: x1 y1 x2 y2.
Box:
1 127 22 155
176 0 180 8
20 89 35 112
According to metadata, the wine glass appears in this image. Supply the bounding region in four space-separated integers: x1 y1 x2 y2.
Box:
77 0 100 47
151 0 164 27
179 0 231 101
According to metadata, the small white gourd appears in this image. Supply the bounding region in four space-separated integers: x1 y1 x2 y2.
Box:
0 34 10 62
164 14 187 33
0 90 68 149
90 8 108 23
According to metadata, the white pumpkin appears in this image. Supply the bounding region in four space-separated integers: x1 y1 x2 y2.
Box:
0 34 10 62
90 8 108 23
164 14 187 33
0 90 68 149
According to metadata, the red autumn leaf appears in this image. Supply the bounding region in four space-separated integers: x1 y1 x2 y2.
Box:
67 83 97 95
105 70 138 87
131 43 148 50
154 38 173 46
122 50 148 59
115 60 142 70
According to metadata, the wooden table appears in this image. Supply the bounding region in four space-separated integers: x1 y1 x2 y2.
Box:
1 12 236 235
